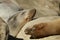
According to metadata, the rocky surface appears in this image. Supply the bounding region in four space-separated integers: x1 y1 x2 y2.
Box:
16 0 60 18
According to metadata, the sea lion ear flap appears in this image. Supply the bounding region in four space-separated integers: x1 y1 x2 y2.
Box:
25 8 36 21
38 23 47 29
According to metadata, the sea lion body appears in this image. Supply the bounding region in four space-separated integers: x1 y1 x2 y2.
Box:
0 0 23 22
24 16 60 38
0 17 9 40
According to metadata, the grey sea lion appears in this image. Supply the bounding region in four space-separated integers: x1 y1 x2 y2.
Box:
8 8 36 37
0 17 9 40
0 0 23 22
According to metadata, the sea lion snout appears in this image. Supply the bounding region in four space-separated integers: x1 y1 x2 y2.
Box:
25 28 32 35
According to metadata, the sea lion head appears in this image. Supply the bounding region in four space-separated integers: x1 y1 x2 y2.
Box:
25 23 47 38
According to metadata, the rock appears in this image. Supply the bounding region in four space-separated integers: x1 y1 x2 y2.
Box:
16 0 60 18
8 8 36 37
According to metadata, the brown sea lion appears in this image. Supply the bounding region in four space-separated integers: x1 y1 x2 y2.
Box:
24 16 60 39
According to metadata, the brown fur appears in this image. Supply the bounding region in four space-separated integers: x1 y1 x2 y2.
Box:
25 19 60 39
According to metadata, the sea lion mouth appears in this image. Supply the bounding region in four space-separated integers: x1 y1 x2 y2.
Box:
25 31 29 35
8 35 23 40
24 30 31 35
30 35 42 39
30 35 38 39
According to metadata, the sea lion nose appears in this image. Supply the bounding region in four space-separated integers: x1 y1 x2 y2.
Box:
25 31 28 34
24 29 29 34
24 27 32 34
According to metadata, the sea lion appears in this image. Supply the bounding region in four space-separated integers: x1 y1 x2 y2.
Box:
0 17 9 40
24 16 60 39
0 0 23 22
8 8 36 37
